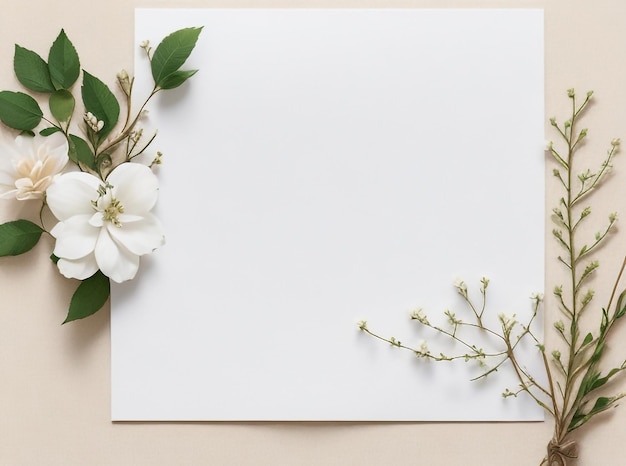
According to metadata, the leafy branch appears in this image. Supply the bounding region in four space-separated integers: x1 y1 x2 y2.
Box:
359 90 626 466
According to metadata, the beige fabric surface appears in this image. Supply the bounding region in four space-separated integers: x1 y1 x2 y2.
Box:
1 0 625 464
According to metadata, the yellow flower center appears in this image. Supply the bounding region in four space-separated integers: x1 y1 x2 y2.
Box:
103 198 125 227
92 182 125 227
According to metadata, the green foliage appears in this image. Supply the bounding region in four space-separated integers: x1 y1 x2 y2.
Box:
0 220 44 256
39 127 61 136
569 395 621 431
68 134 96 170
47 29 80 90
81 71 119 141
64 270 110 323
13 45 55 93
158 69 199 90
0 91 42 130
151 27 201 89
616 289 626 319
49 89 74 122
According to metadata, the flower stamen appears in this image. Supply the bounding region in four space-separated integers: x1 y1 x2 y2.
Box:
92 182 125 227
103 198 124 227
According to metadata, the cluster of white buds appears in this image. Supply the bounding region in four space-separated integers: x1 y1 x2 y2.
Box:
444 309 461 326
140 39 152 55
453 277 468 297
117 69 132 96
84 112 104 132
530 292 544 304
415 340 429 357
152 151 163 166
410 308 429 325
554 320 565 333
502 388 517 398
498 312 518 336
130 128 144 143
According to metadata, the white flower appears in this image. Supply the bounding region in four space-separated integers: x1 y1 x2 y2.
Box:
0 132 68 200
46 162 164 283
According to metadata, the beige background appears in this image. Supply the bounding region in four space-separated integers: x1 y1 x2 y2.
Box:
1 0 625 464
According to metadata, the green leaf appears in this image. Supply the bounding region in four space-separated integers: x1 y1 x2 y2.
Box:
49 89 74 122
570 396 618 432
64 270 110 324
13 45 55 93
582 332 593 347
588 396 613 416
81 70 119 140
151 27 202 88
579 369 601 397
601 307 609 332
0 220 44 256
68 134 95 170
568 406 587 431
590 366 624 392
0 91 43 130
157 69 199 90
616 289 626 319
40 126 61 136
47 29 80 90
591 341 605 363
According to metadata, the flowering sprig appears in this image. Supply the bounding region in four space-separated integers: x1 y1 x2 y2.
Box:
359 90 626 465
0 28 201 323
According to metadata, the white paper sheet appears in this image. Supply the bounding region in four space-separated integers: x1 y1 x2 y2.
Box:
111 8 544 421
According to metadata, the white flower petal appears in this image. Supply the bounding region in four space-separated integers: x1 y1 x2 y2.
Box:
106 213 164 255
0 130 22 161
0 189 17 199
117 213 144 224
40 133 70 171
107 163 158 213
56 254 99 281
88 212 104 228
94 228 140 283
47 172 101 220
0 168 15 186
51 215 99 259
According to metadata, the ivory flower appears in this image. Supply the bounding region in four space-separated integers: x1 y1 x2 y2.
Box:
46 162 164 283
0 132 69 200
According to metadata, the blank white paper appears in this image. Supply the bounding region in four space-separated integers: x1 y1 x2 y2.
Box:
111 8 545 421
